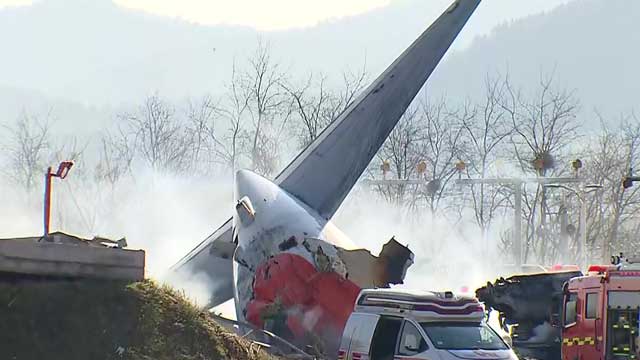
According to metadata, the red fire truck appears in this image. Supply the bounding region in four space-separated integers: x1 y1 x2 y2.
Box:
562 261 640 360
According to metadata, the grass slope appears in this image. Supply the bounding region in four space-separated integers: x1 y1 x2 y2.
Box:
0 277 275 360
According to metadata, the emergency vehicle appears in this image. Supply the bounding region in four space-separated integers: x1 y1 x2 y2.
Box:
337 289 517 360
562 260 640 360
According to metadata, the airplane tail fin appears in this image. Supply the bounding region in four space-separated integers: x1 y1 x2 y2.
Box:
275 0 481 219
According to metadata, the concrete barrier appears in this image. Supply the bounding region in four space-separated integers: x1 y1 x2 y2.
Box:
0 233 145 281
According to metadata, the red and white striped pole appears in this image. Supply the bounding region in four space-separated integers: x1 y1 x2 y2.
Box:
43 161 74 238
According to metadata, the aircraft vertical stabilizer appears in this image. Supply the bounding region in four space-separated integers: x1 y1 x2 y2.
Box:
276 0 481 219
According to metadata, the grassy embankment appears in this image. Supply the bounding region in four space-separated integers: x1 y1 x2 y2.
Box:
0 277 276 360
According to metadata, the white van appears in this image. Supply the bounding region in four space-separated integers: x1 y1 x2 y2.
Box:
337 289 517 360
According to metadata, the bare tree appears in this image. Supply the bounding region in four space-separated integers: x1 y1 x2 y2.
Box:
370 97 466 220
240 40 290 176
283 74 333 148
212 64 251 175
95 129 134 187
581 116 640 263
283 67 367 148
1 110 53 191
118 94 194 173
186 95 216 170
0 110 92 233
373 107 424 205
417 98 466 218
504 72 580 176
459 76 514 250
502 72 580 264
183 94 247 175
615 117 640 251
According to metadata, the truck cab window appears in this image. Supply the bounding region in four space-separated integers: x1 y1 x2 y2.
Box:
585 293 597 319
397 321 428 356
564 292 578 326
370 316 402 360
608 292 640 357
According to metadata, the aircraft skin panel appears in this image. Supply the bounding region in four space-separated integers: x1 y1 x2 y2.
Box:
165 220 234 307
168 248 234 307
173 219 233 268
275 0 481 220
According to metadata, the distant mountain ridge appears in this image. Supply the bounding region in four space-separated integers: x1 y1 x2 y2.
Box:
0 0 423 105
429 0 640 121
0 0 637 126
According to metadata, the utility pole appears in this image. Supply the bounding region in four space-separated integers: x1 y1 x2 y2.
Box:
456 177 584 270
558 202 569 260
514 181 522 268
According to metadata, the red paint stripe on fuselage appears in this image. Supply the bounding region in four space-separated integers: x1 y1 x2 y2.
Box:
246 252 361 345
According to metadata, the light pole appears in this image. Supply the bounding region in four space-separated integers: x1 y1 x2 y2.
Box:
544 184 602 270
43 161 74 238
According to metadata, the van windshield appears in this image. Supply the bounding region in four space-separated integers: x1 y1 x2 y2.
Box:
420 322 507 350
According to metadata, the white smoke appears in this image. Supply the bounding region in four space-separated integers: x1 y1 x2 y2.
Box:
0 164 518 323
333 185 513 294
0 168 236 317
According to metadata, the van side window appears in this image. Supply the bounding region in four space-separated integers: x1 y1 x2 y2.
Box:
586 293 598 319
564 292 578 326
397 321 428 356
370 316 403 360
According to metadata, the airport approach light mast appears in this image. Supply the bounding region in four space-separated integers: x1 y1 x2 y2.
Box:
454 160 594 270
364 159 589 270
543 183 603 269
455 176 584 269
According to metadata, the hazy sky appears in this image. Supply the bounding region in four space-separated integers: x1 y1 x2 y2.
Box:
0 0 575 31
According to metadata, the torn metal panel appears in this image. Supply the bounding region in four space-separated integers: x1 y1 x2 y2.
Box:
337 238 413 288
378 237 414 285
335 249 379 287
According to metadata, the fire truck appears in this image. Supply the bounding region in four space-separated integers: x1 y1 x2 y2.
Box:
562 260 640 360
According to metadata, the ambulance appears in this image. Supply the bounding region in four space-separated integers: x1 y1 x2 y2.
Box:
337 289 517 360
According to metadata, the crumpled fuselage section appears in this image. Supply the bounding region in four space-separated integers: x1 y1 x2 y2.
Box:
232 170 413 355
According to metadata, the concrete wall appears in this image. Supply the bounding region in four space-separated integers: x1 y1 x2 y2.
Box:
0 240 145 281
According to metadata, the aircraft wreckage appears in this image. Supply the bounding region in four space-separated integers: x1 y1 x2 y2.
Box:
167 0 481 355
477 270 582 359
